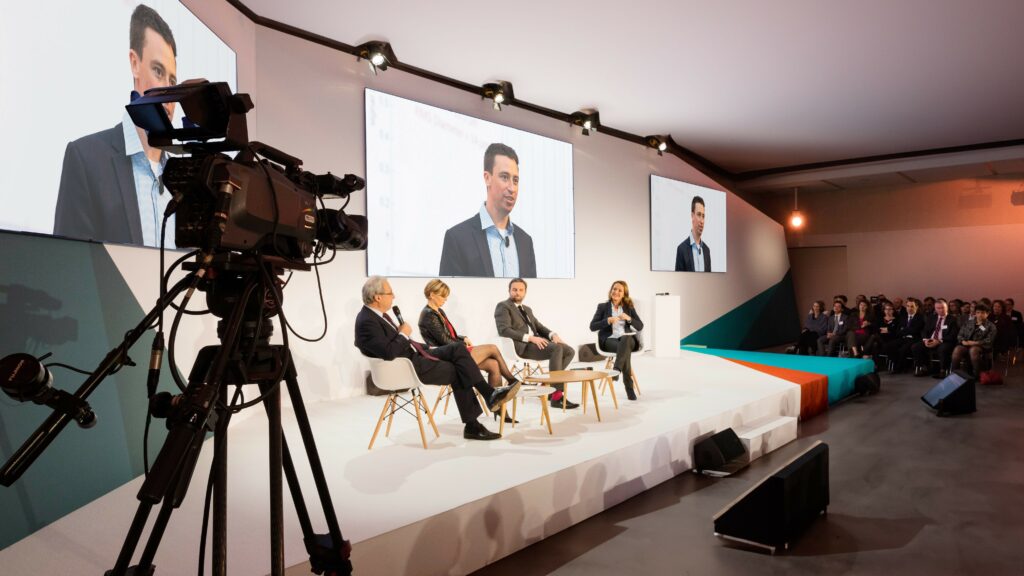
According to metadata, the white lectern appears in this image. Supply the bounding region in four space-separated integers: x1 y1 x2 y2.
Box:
653 294 681 358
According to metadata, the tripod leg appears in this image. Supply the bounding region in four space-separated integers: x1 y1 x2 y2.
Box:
212 394 230 576
282 368 352 573
266 379 285 576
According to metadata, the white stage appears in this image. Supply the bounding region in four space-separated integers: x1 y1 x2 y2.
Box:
0 349 801 575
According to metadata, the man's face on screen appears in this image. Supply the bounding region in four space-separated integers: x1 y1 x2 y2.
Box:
130 28 178 120
485 155 520 219
691 201 705 240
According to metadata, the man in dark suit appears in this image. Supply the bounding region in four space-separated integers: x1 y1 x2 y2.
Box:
817 300 850 356
674 195 711 272
911 298 959 377
439 143 537 277
53 5 178 247
355 277 518 440
494 278 578 409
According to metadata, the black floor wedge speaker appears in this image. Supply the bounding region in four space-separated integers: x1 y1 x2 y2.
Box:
921 370 976 416
692 428 748 477
713 441 829 553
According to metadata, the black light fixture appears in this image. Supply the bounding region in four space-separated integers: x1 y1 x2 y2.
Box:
570 110 600 136
356 41 398 75
646 135 669 156
482 81 515 111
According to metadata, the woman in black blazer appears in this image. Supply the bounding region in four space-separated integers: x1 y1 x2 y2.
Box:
589 280 644 400
418 279 519 393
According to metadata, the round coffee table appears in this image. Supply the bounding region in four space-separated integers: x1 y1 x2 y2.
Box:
498 385 557 436
525 370 609 422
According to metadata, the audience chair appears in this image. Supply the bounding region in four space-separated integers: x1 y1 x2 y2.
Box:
365 357 440 450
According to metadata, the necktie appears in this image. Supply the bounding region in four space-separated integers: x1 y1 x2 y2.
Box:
517 305 535 334
932 316 944 340
384 313 439 361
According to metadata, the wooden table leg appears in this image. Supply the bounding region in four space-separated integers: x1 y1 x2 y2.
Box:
499 403 507 436
540 395 553 435
606 376 619 409
582 381 588 414
512 397 518 429
588 381 602 422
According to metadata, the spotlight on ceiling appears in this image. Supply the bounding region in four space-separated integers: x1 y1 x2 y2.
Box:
482 81 515 111
570 110 601 136
645 135 669 156
356 41 397 75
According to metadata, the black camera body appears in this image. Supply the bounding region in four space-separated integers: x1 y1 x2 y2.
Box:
127 81 366 262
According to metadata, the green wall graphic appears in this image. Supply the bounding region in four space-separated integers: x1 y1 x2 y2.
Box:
681 269 800 350
0 232 178 550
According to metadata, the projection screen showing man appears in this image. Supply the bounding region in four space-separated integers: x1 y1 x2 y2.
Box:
649 175 728 273
365 89 575 279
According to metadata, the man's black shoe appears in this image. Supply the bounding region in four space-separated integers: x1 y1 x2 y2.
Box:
487 382 521 413
493 412 519 424
551 397 579 409
464 422 501 441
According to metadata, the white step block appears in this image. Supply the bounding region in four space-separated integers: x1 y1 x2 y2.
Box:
736 416 798 461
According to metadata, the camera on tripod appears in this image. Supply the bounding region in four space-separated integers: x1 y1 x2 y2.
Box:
1 80 356 575
127 80 367 260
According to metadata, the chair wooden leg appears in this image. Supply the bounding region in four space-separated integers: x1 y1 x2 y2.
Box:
632 368 641 395
512 396 518 429
385 395 397 437
419 390 439 437
413 391 428 449
369 395 393 450
432 385 446 416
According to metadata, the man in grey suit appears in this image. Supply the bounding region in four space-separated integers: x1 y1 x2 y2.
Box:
495 278 578 408
674 195 712 272
53 5 178 247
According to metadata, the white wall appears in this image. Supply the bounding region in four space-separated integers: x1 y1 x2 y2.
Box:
107 1 791 404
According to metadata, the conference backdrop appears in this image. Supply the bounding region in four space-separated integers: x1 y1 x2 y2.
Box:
0 0 236 246
365 89 575 278
650 174 728 273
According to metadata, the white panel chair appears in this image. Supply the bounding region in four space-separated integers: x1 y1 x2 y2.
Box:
500 337 549 379
366 357 440 450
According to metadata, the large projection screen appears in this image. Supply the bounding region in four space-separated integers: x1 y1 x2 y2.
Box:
365 89 575 278
0 0 237 247
650 175 728 273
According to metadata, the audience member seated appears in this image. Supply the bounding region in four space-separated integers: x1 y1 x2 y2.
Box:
951 303 997 376
883 298 924 373
891 297 907 324
495 278 579 409
589 280 644 400
797 300 828 355
355 276 519 441
818 300 850 356
948 299 963 319
845 300 874 357
833 294 852 315
1007 298 1022 346
418 279 522 423
867 301 899 365
911 298 959 377
989 300 1013 356
922 296 936 321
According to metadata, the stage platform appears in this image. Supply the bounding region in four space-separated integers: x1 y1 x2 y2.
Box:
0 349 803 575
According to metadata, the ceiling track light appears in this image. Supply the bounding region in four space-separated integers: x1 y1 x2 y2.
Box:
356 41 398 75
645 135 669 156
482 81 515 111
570 110 600 136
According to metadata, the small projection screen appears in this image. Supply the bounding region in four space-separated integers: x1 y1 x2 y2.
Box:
650 174 727 273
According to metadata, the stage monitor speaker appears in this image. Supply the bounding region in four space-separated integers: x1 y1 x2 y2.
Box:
693 428 748 477
712 441 829 553
921 370 976 416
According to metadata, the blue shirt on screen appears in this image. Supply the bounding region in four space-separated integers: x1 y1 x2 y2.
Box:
689 232 705 272
478 203 519 277
122 111 174 248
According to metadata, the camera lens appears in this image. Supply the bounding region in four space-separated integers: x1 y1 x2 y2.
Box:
0 353 52 402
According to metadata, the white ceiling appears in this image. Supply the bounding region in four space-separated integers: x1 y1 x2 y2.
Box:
243 0 1024 175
